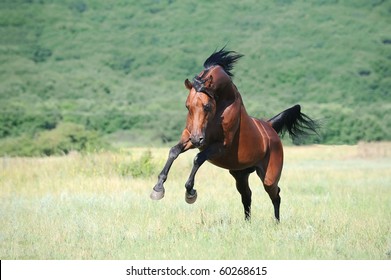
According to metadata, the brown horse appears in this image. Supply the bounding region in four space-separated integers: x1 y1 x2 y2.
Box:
150 48 319 221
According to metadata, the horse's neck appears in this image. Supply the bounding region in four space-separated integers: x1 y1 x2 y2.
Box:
217 82 238 103
230 84 248 115
231 86 253 124
215 80 252 126
215 84 238 115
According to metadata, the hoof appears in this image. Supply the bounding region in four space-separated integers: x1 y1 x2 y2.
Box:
150 188 165 200
185 190 197 204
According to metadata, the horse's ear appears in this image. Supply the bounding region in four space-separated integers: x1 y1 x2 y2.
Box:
184 79 192 90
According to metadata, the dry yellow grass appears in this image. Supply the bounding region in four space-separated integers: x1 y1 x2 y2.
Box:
0 143 390 259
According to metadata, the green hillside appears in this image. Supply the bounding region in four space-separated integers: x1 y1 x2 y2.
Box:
1 0 390 155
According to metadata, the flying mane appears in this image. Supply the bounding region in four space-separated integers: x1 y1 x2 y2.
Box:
202 47 243 77
192 48 243 94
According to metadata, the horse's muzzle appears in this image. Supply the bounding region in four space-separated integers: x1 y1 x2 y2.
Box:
190 135 205 148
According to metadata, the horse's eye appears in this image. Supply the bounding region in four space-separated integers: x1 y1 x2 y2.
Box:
203 104 212 112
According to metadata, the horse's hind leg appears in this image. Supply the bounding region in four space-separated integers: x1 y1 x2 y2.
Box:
256 167 281 222
266 183 281 221
229 168 254 221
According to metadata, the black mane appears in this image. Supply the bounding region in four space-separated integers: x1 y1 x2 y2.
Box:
203 47 243 77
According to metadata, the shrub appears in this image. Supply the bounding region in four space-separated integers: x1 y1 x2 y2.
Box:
0 122 109 157
117 150 157 178
32 47 52 63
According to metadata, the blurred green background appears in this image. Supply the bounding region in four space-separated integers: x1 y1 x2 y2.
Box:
1 0 390 156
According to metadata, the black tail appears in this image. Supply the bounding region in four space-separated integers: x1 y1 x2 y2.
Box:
268 104 320 142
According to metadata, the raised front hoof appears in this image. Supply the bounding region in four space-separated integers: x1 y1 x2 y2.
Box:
150 189 165 200
185 190 197 204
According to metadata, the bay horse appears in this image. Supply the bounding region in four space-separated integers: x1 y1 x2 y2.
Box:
150 48 319 221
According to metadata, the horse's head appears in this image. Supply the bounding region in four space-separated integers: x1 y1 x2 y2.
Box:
182 48 243 148
184 74 217 148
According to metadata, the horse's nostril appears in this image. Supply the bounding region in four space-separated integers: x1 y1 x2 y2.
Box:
190 136 204 147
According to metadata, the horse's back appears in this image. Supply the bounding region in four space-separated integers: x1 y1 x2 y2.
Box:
252 118 283 150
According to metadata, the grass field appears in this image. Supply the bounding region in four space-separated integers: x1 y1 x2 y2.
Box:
1 143 390 259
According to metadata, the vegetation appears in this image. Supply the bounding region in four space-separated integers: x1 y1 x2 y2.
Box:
1 144 390 259
0 122 107 156
1 0 391 155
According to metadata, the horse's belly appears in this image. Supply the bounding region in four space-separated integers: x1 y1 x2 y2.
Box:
207 149 261 170
207 159 254 170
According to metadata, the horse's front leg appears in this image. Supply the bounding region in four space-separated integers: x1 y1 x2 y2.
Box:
150 131 193 200
184 143 224 204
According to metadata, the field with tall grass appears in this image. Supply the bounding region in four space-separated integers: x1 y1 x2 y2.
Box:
1 143 390 259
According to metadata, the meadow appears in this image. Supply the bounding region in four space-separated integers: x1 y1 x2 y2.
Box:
1 143 390 259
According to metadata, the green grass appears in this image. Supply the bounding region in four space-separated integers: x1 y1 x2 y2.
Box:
0 0 390 151
1 143 390 259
